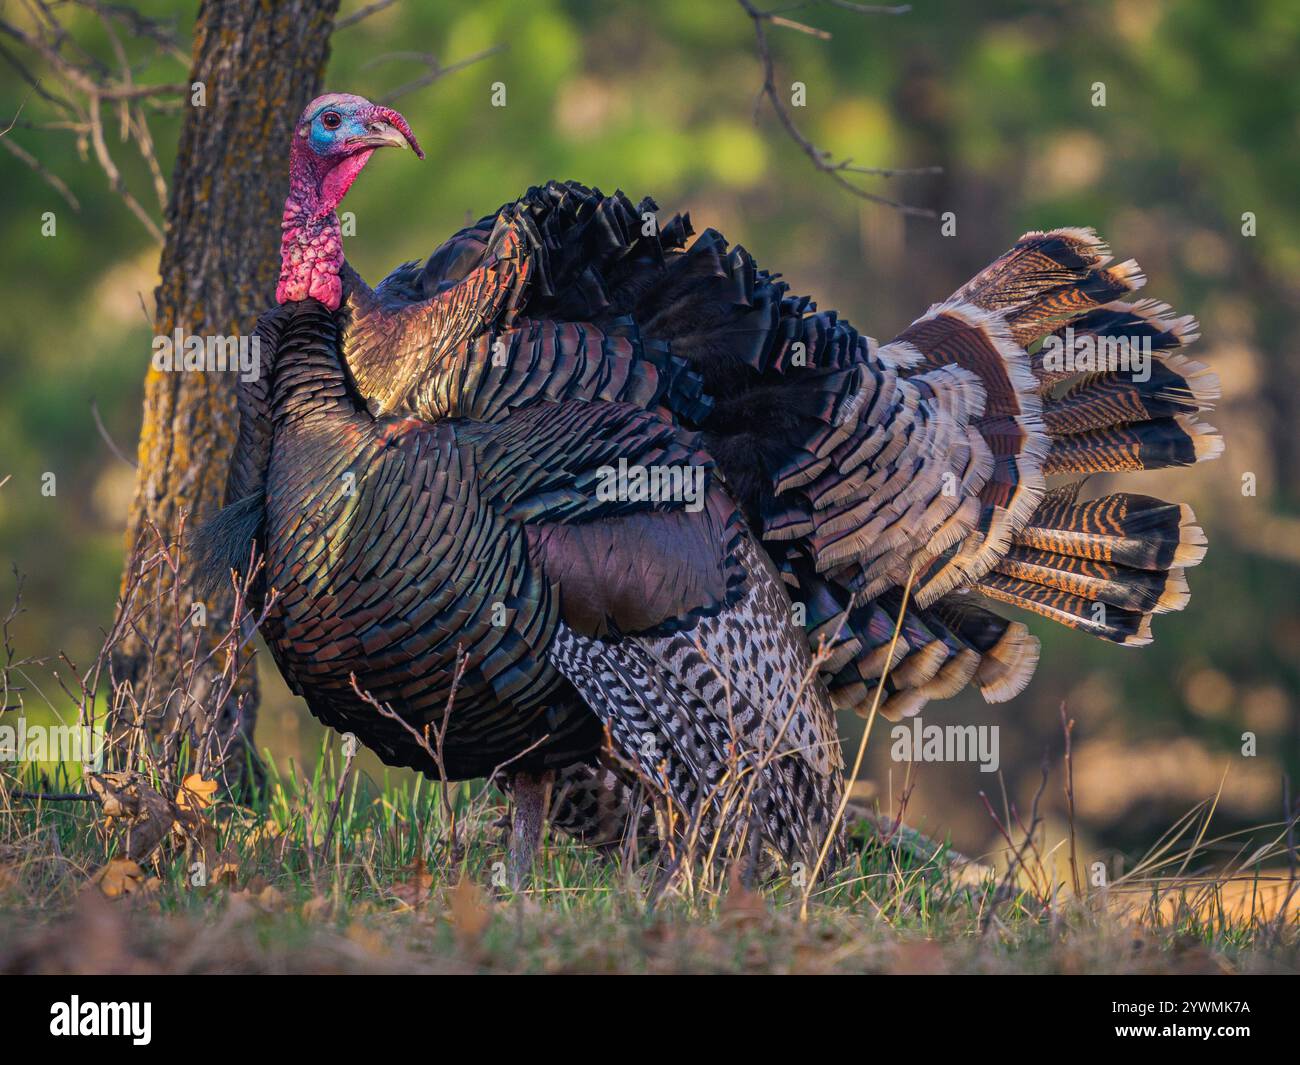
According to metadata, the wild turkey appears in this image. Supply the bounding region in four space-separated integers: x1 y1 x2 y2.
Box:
197 94 1221 874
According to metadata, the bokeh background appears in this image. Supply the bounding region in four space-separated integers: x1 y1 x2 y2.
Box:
2 0 1297 863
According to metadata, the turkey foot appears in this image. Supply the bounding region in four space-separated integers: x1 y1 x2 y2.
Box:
508 769 555 887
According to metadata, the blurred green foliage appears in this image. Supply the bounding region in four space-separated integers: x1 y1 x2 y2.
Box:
1 0 1297 853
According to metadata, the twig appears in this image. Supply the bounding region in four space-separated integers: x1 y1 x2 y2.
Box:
979 754 1050 931
0 136 80 209
91 397 137 468
1273 774 1298 935
320 733 359 858
373 45 506 104
350 652 469 858
0 8 186 240
0 83 33 135
1060 702 1081 897
825 2 911 13
800 566 916 917
87 92 162 242
337 0 401 30
736 0 939 216
6 789 95 801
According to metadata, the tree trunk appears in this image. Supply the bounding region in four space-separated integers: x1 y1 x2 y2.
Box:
112 0 341 790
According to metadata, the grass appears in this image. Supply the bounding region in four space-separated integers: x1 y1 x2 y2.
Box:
2 738 1297 974
1 545 1295 974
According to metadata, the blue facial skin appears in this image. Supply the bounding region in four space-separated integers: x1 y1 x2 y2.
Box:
307 106 369 158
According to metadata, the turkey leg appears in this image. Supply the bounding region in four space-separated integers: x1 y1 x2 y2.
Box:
508 769 555 886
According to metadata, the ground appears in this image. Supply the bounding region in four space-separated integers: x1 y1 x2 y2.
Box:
2 750 1295 975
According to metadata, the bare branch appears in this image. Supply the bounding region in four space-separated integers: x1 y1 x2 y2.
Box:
0 7 187 240
369 44 506 104
91 397 138 469
337 0 402 31
825 1 911 13
6 789 96 801
1 136 80 209
68 0 190 65
0 39 77 113
127 102 167 211
87 92 162 242
736 0 939 216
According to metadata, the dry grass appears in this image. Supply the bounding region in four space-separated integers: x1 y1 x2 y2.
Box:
0 536 1296 975
1 747 1297 975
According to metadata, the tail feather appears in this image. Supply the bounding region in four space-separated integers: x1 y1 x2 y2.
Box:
1031 298 1202 390
978 572 1155 646
1043 414 1224 475
888 227 1219 654
929 600 1040 704
1012 489 1208 571
944 226 1148 347
830 594 1040 718
1044 355 1220 435
994 547 1190 614
670 219 1218 719
975 487 1208 644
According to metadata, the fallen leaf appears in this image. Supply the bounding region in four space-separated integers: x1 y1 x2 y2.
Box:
447 875 491 944
94 858 147 899
389 859 434 908
226 883 284 914
209 862 240 887
301 894 332 920
87 771 179 862
176 773 217 815
345 922 387 956
720 866 766 927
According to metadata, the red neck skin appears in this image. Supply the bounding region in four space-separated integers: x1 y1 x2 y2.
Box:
276 140 374 310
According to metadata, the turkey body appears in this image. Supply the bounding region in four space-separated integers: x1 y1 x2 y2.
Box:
202 180 1220 865
239 296 843 863
257 303 583 780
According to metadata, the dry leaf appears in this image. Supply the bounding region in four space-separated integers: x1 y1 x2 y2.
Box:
87 771 178 862
447 875 491 944
88 771 136 820
389 859 434 908
720 866 766 927
209 862 240 887
301 894 332 920
176 773 217 815
888 939 947 975
226 883 284 913
94 858 147 899
345 922 386 956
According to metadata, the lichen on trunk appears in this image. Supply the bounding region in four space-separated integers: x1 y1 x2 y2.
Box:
112 0 342 792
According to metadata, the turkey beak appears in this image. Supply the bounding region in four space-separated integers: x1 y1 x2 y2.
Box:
356 108 424 159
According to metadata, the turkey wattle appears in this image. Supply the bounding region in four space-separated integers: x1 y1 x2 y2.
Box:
195 93 1221 872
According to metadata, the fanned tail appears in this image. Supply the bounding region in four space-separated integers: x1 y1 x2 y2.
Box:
822 227 1219 715
470 193 1222 721
975 483 1209 646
